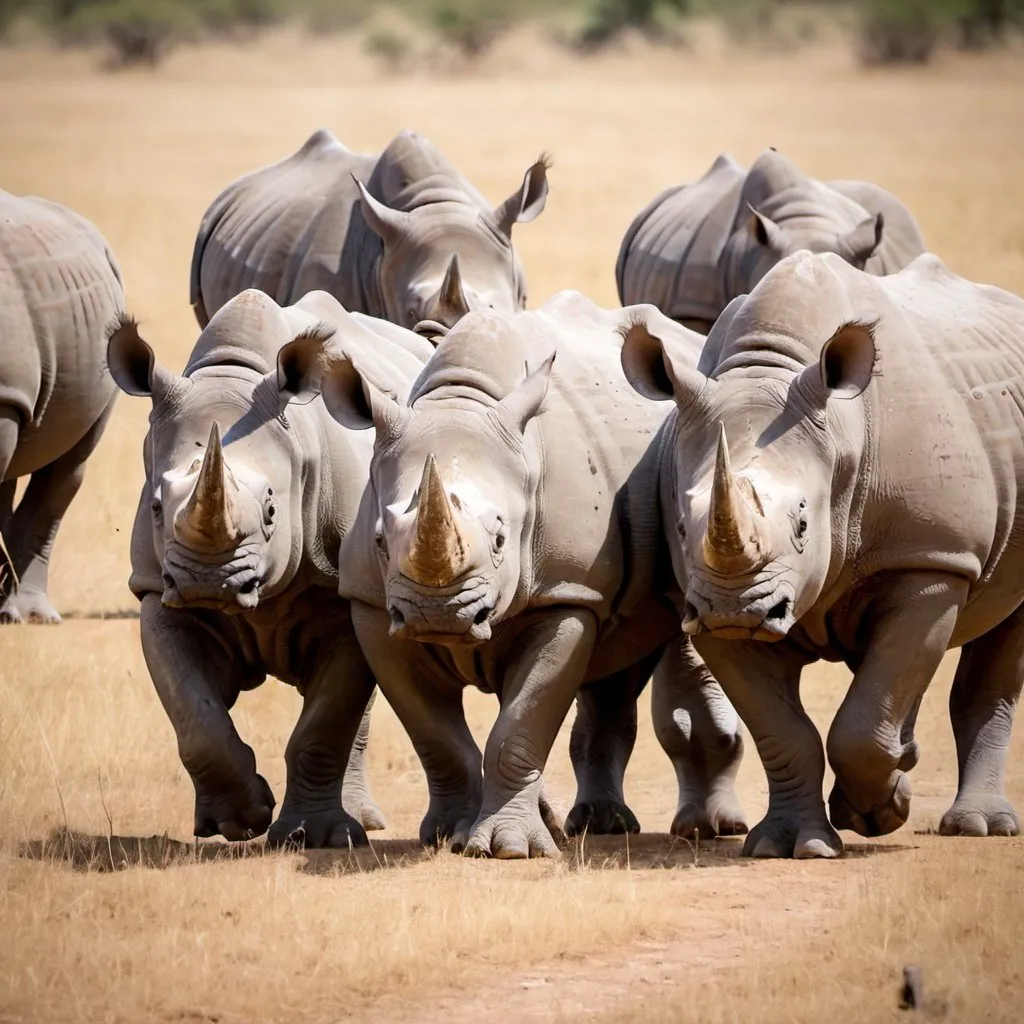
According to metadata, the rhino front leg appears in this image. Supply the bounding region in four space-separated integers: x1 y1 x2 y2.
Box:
827 573 967 838
269 630 377 849
140 594 275 841
695 633 838 859
341 690 387 831
564 648 663 837
1 397 115 624
652 637 747 840
465 609 598 859
940 604 1023 838
351 601 483 848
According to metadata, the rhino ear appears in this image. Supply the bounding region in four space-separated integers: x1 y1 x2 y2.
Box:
749 204 787 252
494 153 551 237
321 354 411 437
355 178 413 250
495 352 555 433
276 322 338 405
798 319 878 403
839 212 884 264
620 314 706 407
106 314 178 404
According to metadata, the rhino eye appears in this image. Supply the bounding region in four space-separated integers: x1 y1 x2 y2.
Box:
151 499 163 523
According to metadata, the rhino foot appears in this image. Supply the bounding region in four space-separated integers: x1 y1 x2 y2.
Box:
671 795 748 840
193 773 275 842
742 812 842 859
0 590 61 624
343 792 387 832
464 787 559 859
419 801 479 850
939 796 1020 837
828 772 911 837
564 799 640 837
267 807 369 849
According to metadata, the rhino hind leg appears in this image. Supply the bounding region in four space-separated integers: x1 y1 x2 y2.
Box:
940 608 1024 838
0 397 115 624
652 638 747 840
564 648 664 838
340 690 387 831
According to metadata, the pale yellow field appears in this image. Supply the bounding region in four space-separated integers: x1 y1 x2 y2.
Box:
1 25 1023 1024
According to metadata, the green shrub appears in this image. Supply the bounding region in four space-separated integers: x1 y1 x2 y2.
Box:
577 0 689 50
429 0 506 60
364 24 411 69
62 0 202 65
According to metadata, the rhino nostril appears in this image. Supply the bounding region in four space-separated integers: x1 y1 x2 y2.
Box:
683 601 699 623
162 573 175 590
390 606 405 628
239 577 261 596
473 605 492 626
765 597 790 622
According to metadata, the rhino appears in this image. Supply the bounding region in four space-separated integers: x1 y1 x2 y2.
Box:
0 190 124 623
107 288 433 845
621 248 1024 859
616 148 925 334
190 128 550 335
278 291 747 857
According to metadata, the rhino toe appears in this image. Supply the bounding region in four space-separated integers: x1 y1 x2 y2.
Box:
939 797 1020 838
1 590 61 624
194 773 275 842
268 809 369 849
742 812 842 859
564 799 640 837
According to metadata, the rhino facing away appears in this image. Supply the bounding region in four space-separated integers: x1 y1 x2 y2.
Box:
280 292 747 857
616 148 925 334
107 288 433 845
0 190 124 623
622 249 1024 858
191 128 550 335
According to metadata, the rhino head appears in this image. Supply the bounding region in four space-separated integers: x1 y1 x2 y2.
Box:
107 308 334 613
285 310 551 644
354 155 549 333
622 254 877 641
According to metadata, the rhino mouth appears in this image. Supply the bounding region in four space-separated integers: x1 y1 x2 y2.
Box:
682 578 796 642
161 543 266 613
386 574 498 646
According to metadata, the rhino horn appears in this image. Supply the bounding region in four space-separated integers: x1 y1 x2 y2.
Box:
437 253 470 322
702 423 766 575
175 422 242 551
402 453 469 587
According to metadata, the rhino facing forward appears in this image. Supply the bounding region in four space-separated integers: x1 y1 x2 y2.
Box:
191 128 549 334
616 148 925 334
622 249 1024 858
0 191 124 623
108 288 432 845
281 292 747 857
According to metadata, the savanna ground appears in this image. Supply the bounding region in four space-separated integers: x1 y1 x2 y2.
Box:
1 19 1024 1023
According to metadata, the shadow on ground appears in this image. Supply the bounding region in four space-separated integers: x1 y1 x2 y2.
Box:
18 828 914 876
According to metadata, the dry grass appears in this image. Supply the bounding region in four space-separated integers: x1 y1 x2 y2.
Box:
1 27 1023 1024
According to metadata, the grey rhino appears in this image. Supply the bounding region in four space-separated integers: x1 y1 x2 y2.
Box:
0 190 124 623
191 128 549 334
616 148 925 334
107 288 432 845
621 248 1024 859
279 291 747 857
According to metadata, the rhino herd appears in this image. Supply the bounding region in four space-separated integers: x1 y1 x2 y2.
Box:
4 128 1023 860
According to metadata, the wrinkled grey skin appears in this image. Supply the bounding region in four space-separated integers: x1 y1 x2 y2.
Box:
286 291 746 857
616 148 925 333
108 288 432 846
191 128 549 334
622 249 1024 859
0 190 123 623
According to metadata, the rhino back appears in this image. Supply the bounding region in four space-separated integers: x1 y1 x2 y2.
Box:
0 191 122 476
191 130 378 323
616 154 746 324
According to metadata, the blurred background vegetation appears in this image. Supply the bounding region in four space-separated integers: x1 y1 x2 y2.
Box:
0 0 1021 69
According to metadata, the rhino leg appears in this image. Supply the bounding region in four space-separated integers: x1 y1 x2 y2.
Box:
652 637 747 840
695 633 840 859
465 609 598 859
827 573 967 838
564 648 663 837
341 690 387 831
940 605 1023 838
350 601 483 849
268 631 377 849
140 594 275 841
0 397 115 624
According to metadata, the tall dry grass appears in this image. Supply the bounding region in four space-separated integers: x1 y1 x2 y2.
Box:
0 28 1023 1023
